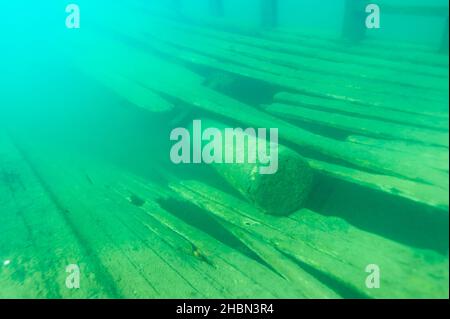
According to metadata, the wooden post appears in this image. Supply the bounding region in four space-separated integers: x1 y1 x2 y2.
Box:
209 0 224 17
342 0 367 42
261 0 278 28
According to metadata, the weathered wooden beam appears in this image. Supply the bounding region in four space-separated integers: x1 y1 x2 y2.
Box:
187 118 315 216
170 0 183 17
7 139 219 298
1 133 118 298
264 102 449 147
72 141 317 297
273 92 449 131
307 158 449 210
0 134 113 298
440 16 449 54
66 31 447 193
138 5 448 67
378 3 449 17
145 32 445 108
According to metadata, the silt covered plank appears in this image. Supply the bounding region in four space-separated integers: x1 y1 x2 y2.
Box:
169 180 449 299
264 102 449 147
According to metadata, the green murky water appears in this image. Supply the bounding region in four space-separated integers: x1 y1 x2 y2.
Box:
0 0 449 299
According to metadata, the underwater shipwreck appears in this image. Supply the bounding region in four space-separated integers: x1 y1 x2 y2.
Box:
0 1 449 299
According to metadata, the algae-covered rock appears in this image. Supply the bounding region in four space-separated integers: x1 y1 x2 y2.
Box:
186 118 314 215
215 145 314 216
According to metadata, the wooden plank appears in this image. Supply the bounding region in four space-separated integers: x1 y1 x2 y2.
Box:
264 102 449 147
361 36 443 54
157 14 448 79
145 11 448 79
146 15 448 105
169 180 449 299
306 158 449 210
377 3 449 17
185 118 314 215
122 27 447 117
209 0 224 17
273 92 449 131
84 163 285 298
133 25 448 114
0 137 54 298
96 165 338 298
441 16 449 54
9 138 210 298
75 64 174 114
131 16 448 93
342 0 367 42
262 27 449 67
9 132 326 298
260 0 278 28
347 135 449 172
165 11 448 67
91 7 448 105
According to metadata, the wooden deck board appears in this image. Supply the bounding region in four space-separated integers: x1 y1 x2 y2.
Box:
264 102 449 147
63 31 449 208
273 92 449 131
1 3 448 300
0 134 112 298
169 179 449 299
